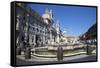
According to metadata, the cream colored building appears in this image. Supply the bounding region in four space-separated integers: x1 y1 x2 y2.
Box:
61 35 80 45
16 3 61 51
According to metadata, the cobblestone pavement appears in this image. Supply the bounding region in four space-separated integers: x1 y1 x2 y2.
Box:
16 54 97 66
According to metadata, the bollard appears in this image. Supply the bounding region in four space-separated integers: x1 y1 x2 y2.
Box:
57 46 63 61
87 45 92 55
16 47 21 55
25 47 31 59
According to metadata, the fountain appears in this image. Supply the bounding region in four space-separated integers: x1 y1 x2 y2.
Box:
31 43 87 58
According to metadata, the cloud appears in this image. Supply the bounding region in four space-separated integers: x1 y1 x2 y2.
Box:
63 31 67 33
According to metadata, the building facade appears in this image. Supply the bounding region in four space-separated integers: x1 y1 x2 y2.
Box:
79 23 97 44
16 2 61 52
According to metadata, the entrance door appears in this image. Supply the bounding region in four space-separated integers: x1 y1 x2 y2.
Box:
36 35 40 47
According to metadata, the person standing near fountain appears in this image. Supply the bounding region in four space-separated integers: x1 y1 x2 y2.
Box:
57 45 63 61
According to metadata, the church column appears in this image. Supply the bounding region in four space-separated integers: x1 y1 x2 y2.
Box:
43 27 45 45
34 35 36 47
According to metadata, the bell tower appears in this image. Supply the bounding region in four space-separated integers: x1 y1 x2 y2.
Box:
56 20 60 43
42 8 53 25
42 8 54 45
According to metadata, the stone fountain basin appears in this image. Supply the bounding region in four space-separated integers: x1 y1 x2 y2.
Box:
31 47 86 58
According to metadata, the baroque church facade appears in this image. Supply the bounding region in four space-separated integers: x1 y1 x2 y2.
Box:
16 3 61 51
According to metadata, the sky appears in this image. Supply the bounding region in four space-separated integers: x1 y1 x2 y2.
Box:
27 3 96 37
